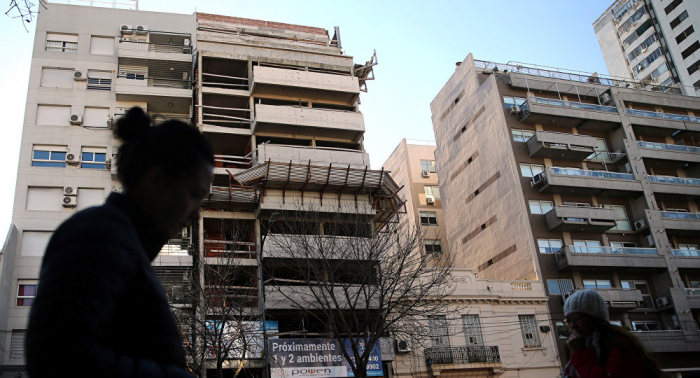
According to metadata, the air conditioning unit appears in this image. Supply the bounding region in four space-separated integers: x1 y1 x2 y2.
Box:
73 70 87 81
426 197 435 205
69 114 83 126
421 170 430 178
63 186 76 196
531 172 546 188
641 48 647 54
634 219 647 230
563 290 575 301
183 38 191 46
120 24 133 34
65 153 80 165
599 93 612 105
656 297 669 307
395 339 411 353
632 21 638 27
135 25 149 34
106 116 114 129
62 196 77 208
509 105 521 114
105 158 111 170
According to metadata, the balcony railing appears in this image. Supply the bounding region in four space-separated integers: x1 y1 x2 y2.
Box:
637 141 700 154
424 346 501 365
549 167 635 180
686 288 700 296
672 249 700 257
649 175 700 186
160 239 191 256
119 40 192 54
626 109 700 123
569 246 658 255
660 211 700 219
529 97 618 113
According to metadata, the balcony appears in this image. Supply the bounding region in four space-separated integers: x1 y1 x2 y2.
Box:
424 346 501 369
596 289 645 312
637 141 700 164
532 167 642 197
526 131 597 160
672 249 700 269
633 331 696 353
554 245 665 270
519 97 620 131
254 144 369 169
251 66 359 105
253 104 364 141
262 234 374 260
626 109 700 131
544 205 617 232
118 40 192 62
660 211 700 236
686 288 700 309
648 175 700 199
116 57 192 100
264 285 379 310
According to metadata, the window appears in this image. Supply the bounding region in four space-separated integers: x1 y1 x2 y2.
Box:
537 239 562 254
40 68 74 89
84 107 110 127
87 70 112 91
519 315 541 347
665 0 683 15
503 96 526 109
81 147 107 169
90 36 114 55
583 279 613 289
20 231 52 257
546 279 574 295
676 25 694 44
670 10 689 29
462 315 484 346
424 185 441 200
512 129 535 142
10 330 26 359
519 163 544 178
528 200 553 215
424 240 442 255
610 320 623 327
632 321 661 331
77 188 105 210
36 105 71 126
623 19 653 47
32 145 67 167
555 321 570 339
633 48 663 75
420 211 438 225
17 281 37 306
682 41 700 59
688 59 700 75
428 316 450 347
45 32 78 53
572 240 602 253
587 138 610 162
420 160 437 173
26 187 64 211
610 205 632 231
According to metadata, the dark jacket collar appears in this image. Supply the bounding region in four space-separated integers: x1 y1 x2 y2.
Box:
105 192 169 262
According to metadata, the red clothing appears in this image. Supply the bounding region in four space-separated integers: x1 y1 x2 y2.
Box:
570 337 646 377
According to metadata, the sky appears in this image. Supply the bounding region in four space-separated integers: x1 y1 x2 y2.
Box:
0 0 614 245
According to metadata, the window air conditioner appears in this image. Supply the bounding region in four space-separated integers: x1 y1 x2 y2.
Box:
63 186 76 196
509 105 521 114
65 153 80 165
426 197 435 205
73 70 87 81
599 93 612 105
421 170 430 178
62 196 77 208
395 339 411 353
69 114 83 126
135 25 149 34
120 24 133 34
634 219 647 230
656 297 669 307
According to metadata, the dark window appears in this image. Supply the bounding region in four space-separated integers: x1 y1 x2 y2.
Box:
480 223 486 230
670 10 689 29
694 79 700 88
424 240 442 255
665 0 683 15
682 41 700 59
420 211 438 226
688 59 700 75
676 25 695 44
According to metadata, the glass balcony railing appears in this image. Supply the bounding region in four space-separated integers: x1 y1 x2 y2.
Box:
550 167 635 180
569 246 658 255
685 288 700 296
626 109 700 123
672 249 700 257
648 175 700 186
637 141 700 154
530 97 618 113
660 211 700 219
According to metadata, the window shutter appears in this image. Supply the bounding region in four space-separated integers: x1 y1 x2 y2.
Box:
36 105 71 126
20 231 52 256
46 33 78 43
84 107 109 127
26 187 64 211
40 68 74 88
77 188 105 210
10 330 26 359
90 36 114 55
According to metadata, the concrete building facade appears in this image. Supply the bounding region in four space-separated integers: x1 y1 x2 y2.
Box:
595 0 700 96
430 54 700 375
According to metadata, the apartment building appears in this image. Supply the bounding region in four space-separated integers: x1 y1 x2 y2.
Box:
0 4 400 377
430 54 700 374
594 0 700 96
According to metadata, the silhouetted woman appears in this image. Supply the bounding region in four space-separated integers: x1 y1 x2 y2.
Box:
27 107 213 378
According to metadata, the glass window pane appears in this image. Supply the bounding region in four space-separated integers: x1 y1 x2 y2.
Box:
32 161 66 168
520 164 533 177
529 201 542 214
515 98 527 106
503 96 516 107
596 280 612 289
50 152 66 161
583 280 597 289
94 153 106 163
33 150 50 160
81 163 106 169
532 165 544 175
541 201 553 213
547 280 561 295
83 152 94 161
550 240 562 249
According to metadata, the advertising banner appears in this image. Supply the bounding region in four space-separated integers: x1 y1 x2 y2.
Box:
205 320 278 359
269 338 382 378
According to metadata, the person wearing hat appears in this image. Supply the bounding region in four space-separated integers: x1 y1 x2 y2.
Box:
562 289 661 378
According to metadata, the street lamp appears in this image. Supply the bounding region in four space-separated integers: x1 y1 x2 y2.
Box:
258 211 279 378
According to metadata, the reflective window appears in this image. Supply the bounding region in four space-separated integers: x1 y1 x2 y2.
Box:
528 200 553 215
511 129 535 142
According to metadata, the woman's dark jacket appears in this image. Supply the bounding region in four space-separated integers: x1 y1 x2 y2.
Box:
26 193 192 378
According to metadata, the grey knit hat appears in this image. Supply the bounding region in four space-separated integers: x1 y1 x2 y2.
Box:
563 289 609 322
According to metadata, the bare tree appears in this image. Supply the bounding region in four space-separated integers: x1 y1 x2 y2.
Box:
5 0 46 31
262 204 455 378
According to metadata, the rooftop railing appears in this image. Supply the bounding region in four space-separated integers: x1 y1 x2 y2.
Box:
530 97 618 113
648 175 700 186
626 109 700 123
672 249 700 257
424 346 501 365
660 211 700 219
637 141 700 154
549 167 635 180
568 245 658 255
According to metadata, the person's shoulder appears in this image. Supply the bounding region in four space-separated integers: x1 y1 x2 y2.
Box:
49 203 137 251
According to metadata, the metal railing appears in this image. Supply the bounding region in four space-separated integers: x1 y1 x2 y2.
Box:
685 288 700 296
568 245 658 255
626 109 700 123
119 39 192 54
424 346 500 365
549 167 635 180
649 175 700 186
530 97 617 113
637 141 700 154
160 239 191 256
660 211 700 219
672 249 700 257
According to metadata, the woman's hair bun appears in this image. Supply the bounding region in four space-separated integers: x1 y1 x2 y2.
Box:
113 107 151 142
